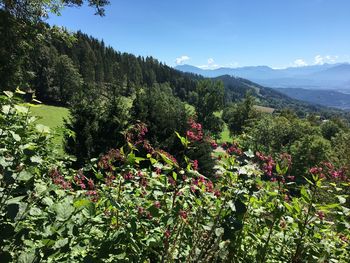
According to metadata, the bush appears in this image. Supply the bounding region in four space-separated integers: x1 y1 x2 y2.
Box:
1 93 349 262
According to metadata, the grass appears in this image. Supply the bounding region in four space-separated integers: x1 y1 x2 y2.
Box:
26 104 70 152
253 105 275 113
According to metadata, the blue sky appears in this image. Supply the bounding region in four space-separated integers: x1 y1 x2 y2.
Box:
48 0 350 69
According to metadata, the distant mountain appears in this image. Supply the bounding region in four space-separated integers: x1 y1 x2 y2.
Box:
175 63 350 109
212 75 339 115
276 88 350 110
175 63 350 90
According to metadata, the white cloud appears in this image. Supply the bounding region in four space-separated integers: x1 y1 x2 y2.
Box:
229 62 239 68
207 58 214 64
197 58 220 69
293 59 308 67
314 55 338 65
175 55 190 65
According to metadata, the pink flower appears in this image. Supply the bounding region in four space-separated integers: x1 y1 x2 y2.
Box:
87 179 94 189
164 229 171 238
193 160 199 171
317 211 325 220
123 171 134 180
179 210 187 220
154 201 161 209
168 176 176 186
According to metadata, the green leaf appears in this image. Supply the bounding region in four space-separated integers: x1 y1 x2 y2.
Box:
53 238 69 249
172 171 177 181
15 88 26 94
74 199 91 208
36 124 50 134
244 150 254 158
115 253 126 260
18 251 35 263
29 206 42 216
2 105 11 114
3 91 13 98
215 227 225 237
284 202 293 213
228 200 236 212
14 105 29 114
10 131 21 142
30 156 43 164
6 196 25 205
300 187 310 202
17 170 33 182
55 198 75 221
337 196 346 204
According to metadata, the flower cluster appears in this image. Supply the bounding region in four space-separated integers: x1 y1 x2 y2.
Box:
49 168 72 190
309 162 348 181
255 152 295 183
186 119 203 142
126 122 148 145
256 152 276 177
210 140 218 149
98 148 124 171
222 142 243 156
191 175 219 196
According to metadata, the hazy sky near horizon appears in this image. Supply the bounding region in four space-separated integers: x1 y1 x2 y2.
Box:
48 0 350 69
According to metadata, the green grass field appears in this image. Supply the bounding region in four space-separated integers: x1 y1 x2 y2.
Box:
26 104 70 152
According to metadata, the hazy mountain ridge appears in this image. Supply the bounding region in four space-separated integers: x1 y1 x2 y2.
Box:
276 88 350 110
175 63 350 89
176 63 350 109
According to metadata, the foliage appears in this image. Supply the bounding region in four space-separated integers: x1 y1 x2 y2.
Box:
1 95 349 262
64 86 129 164
222 92 259 135
131 83 189 150
193 79 225 137
0 0 110 20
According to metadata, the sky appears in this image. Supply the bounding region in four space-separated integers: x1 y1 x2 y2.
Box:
48 0 350 69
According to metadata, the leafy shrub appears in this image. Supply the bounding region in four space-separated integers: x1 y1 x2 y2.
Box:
0 93 349 262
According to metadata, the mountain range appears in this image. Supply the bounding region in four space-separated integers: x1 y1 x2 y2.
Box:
175 63 350 109
175 63 350 90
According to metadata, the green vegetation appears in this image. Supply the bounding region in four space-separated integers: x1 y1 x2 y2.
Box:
27 104 69 150
1 93 349 262
1 2 350 262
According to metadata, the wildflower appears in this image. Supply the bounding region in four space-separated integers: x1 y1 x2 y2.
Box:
87 179 94 190
123 171 133 180
168 176 176 186
210 141 218 149
193 160 199 171
140 177 148 187
138 207 144 215
154 201 161 209
85 190 99 202
164 229 171 238
309 167 318 175
179 210 187 220
287 175 295 181
206 180 213 192
317 211 325 220
214 189 221 197
106 175 116 186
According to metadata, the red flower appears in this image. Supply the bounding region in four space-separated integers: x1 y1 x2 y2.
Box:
179 210 187 220
317 211 325 220
164 229 171 238
123 171 134 180
193 160 199 171
154 201 161 209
